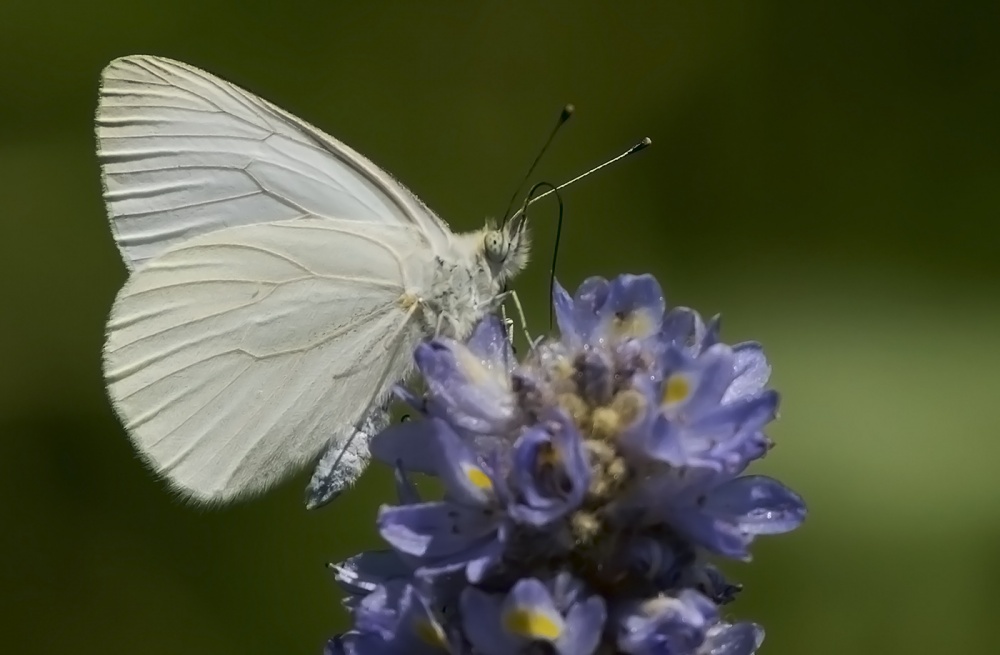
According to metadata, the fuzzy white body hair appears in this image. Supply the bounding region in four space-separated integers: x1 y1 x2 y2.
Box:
419 227 530 340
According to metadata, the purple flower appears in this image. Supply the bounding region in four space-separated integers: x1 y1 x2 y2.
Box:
327 583 453 655
324 273 804 655
554 274 666 347
331 550 410 609
506 412 590 526
552 276 610 346
461 575 606 655
375 419 505 580
415 315 518 437
615 589 719 655
616 341 775 472
626 471 806 559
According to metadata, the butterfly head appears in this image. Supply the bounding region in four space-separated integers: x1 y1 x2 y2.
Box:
483 215 530 284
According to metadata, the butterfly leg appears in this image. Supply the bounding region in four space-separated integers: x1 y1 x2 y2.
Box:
433 312 449 338
504 288 534 347
305 402 392 510
499 304 516 346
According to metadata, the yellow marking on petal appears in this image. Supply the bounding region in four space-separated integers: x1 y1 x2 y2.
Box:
464 465 494 492
503 608 563 640
662 374 692 407
414 618 449 649
612 309 656 339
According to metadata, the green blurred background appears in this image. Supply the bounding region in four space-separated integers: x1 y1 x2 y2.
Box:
2 2 997 654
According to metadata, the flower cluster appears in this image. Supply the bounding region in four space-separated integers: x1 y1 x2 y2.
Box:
326 274 806 655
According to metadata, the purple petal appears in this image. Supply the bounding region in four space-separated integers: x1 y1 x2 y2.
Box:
415 340 515 434
396 585 451 652
549 571 587 609
393 465 421 504
666 505 752 559
701 622 765 655
330 550 409 600
461 587 523 655
659 344 737 420
641 414 743 470
369 420 439 474
411 534 502 585
508 417 589 526
574 276 611 313
377 502 498 558
464 536 506 583
353 582 404 639
557 596 606 655
617 463 713 520
638 415 688 466
616 589 718 654
684 344 738 417
467 314 516 373
702 476 806 535
661 307 697 349
501 579 566 642
723 342 771 404
432 420 499 506
707 429 772 476
554 276 612 344
598 274 666 341
553 279 579 341
688 391 779 444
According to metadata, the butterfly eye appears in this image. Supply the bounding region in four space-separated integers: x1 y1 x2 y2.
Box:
484 231 509 263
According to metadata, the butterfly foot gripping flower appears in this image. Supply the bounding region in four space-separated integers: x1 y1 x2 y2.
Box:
328 273 806 655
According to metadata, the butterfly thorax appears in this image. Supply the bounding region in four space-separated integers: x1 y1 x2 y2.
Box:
417 227 528 340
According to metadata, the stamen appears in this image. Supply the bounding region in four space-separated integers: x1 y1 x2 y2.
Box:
590 407 620 439
611 389 645 428
571 511 602 542
558 392 591 429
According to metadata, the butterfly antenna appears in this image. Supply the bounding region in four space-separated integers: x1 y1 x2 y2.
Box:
500 104 575 228
518 181 565 329
507 137 651 226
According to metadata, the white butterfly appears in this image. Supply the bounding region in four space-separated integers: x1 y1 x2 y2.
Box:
97 55 530 506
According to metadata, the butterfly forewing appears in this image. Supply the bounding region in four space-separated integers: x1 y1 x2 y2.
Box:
97 55 453 270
